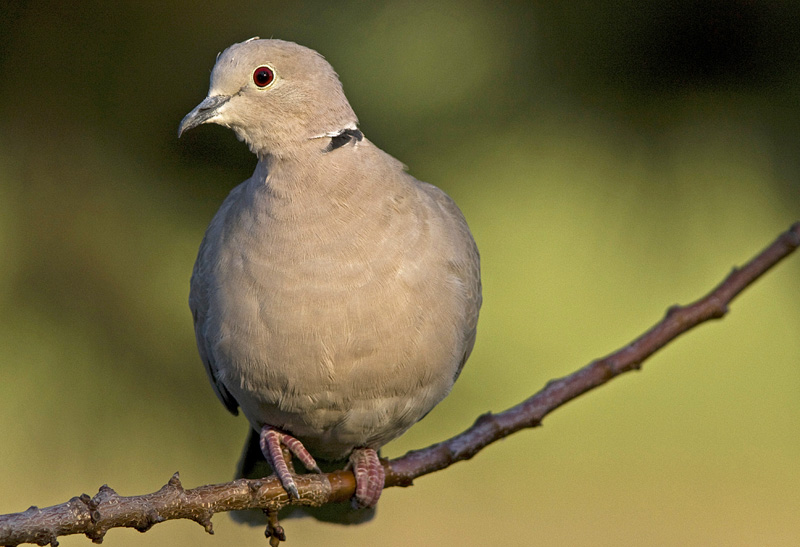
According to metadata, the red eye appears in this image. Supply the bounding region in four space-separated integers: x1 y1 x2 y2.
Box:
253 66 275 87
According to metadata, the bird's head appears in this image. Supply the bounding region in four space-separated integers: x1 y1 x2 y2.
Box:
178 38 358 158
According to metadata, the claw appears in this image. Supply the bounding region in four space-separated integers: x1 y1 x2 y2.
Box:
259 425 320 499
349 448 385 508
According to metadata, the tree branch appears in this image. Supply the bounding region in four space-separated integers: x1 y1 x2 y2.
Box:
2 222 798 547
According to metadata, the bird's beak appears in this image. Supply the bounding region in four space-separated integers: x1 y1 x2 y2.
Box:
178 94 231 137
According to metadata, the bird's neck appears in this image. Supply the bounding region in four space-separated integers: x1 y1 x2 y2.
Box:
252 137 372 200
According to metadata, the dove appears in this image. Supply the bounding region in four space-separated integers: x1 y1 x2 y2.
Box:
179 38 481 517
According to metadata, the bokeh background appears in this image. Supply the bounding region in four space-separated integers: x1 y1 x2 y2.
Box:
1 1 799 545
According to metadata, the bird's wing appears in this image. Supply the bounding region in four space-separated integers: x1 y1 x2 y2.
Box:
419 181 482 379
189 193 241 416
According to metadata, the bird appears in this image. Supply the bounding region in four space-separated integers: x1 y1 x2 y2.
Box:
179 38 481 520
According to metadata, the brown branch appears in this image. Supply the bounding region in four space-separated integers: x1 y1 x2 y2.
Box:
2 222 798 547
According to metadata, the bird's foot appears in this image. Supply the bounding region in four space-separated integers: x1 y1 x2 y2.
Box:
348 447 385 509
259 425 321 499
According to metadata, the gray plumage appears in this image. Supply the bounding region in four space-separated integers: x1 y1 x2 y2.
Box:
181 38 481 515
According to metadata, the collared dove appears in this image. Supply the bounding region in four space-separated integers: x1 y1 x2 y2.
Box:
179 38 481 517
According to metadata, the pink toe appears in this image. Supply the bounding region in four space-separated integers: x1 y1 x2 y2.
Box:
282 433 321 473
259 425 300 498
350 448 385 508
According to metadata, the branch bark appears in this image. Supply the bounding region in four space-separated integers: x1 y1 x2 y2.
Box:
2 222 798 547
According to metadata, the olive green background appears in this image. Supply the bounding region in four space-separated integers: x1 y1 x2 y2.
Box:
1 1 799 546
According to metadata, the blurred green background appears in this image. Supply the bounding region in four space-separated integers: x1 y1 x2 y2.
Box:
1 1 799 545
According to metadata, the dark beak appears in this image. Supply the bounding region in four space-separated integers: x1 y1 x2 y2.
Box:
178 95 231 137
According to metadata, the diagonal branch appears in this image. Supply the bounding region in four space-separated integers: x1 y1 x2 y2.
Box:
1 222 798 547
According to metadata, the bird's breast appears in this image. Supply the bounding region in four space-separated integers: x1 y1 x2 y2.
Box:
205 178 465 457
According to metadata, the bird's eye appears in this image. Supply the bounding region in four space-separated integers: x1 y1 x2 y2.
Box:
253 66 275 88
